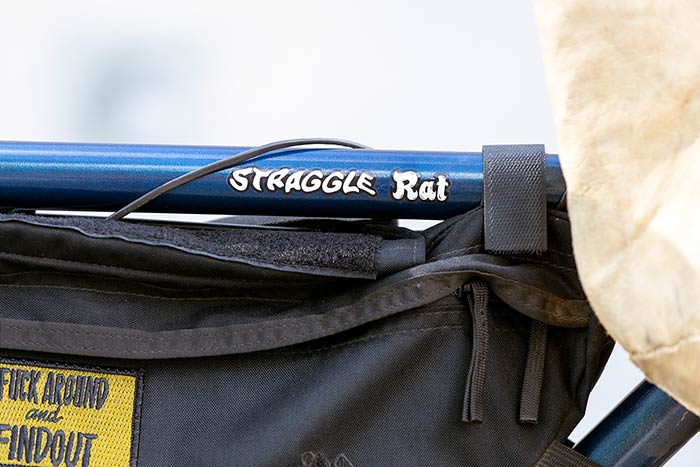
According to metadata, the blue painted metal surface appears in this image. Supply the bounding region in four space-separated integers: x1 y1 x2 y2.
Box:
0 141 564 218
576 381 700 466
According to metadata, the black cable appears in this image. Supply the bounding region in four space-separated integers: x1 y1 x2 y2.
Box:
107 138 370 221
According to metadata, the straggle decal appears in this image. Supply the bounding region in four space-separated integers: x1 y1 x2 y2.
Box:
228 168 377 196
0 359 142 467
227 167 451 202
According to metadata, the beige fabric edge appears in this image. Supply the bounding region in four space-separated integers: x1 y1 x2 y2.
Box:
533 0 700 414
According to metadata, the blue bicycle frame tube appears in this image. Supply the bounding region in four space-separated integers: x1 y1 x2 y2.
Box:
576 382 700 467
0 141 565 218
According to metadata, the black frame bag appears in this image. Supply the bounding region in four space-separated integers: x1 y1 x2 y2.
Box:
0 148 612 467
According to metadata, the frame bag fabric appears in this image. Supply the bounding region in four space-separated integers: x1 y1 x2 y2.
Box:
0 151 611 466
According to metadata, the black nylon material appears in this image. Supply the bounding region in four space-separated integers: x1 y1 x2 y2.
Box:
0 208 612 466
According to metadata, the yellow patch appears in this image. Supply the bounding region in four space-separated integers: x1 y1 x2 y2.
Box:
0 359 141 467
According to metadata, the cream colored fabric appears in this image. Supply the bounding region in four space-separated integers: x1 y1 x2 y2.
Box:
533 0 700 413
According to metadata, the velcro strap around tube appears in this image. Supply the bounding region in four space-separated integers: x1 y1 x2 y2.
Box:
482 144 547 254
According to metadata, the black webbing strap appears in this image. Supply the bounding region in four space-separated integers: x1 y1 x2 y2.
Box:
535 442 603 467
482 144 547 254
520 320 548 424
462 281 490 423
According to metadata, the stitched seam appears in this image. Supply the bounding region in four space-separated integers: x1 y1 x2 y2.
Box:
503 256 578 273
0 270 315 286
0 310 462 341
0 284 300 302
432 245 574 261
432 245 483 260
1 324 465 355
1 322 326 341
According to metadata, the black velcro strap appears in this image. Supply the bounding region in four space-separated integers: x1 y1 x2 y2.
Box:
535 442 603 467
483 144 547 254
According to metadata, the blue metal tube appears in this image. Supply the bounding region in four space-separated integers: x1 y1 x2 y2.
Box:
575 381 700 466
0 141 565 218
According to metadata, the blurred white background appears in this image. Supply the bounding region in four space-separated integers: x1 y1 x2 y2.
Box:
0 1 697 464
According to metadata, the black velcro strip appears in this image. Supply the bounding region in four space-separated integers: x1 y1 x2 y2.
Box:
483 144 547 254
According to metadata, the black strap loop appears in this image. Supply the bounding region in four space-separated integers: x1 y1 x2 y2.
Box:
482 144 547 254
462 281 490 423
520 320 548 424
